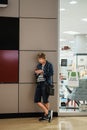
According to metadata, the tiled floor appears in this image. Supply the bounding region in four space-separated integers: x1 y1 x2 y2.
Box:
0 117 87 130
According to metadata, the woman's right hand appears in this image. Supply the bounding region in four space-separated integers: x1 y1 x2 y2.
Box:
35 69 43 74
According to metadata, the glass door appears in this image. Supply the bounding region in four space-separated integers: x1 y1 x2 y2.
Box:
59 0 87 115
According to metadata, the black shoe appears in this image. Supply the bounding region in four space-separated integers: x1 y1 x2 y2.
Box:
39 115 49 121
49 110 53 120
39 114 51 122
48 115 51 123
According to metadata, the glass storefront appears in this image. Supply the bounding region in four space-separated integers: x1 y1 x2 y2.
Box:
59 0 87 114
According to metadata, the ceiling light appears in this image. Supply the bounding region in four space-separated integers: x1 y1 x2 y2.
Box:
60 8 66 11
60 39 66 42
69 1 78 5
82 18 87 22
64 31 80 35
69 40 75 43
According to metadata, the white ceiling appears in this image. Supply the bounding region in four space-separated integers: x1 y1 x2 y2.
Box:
60 0 87 47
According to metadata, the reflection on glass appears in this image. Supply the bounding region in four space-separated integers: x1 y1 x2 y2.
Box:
59 120 73 130
59 0 87 113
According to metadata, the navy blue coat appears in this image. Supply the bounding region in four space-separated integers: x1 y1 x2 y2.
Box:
35 61 54 84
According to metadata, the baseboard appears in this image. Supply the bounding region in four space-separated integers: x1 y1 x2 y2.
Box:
0 112 58 119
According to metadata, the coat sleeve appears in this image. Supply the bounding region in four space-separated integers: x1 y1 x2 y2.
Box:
44 63 54 78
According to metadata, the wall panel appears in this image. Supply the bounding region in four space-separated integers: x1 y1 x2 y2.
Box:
19 84 39 112
0 84 18 113
19 83 58 112
0 50 19 83
20 0 57 18
0 17 19 50
0 0 19 17
20 19 57 51
19 51 57 83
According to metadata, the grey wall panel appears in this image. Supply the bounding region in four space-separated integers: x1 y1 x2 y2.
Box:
19 83 58 113
20 19 57 50
19 84 40 112
0 0 19 17
0 84 18 113
19 51 57 83
19 51 37 83
20 0 57 18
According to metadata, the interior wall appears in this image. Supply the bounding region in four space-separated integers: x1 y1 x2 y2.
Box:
0 0 58 114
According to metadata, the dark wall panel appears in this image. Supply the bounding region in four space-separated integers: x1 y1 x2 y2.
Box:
0 50 18 83
0 17 19 50
0 0 8 4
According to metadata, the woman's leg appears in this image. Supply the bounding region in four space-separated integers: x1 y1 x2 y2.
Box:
37 102 48 115
41 84 50 115
44 102 50 110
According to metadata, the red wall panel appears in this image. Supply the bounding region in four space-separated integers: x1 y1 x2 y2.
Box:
0 50 18 83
